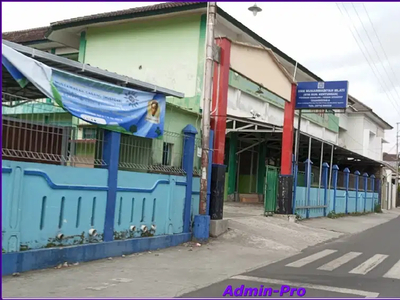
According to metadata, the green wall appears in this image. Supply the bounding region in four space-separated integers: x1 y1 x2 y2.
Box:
84 14 206 112
228 70 340 133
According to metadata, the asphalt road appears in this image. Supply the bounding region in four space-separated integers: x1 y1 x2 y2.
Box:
181 215 400 298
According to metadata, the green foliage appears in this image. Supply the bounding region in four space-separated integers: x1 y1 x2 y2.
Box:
374 203 383 213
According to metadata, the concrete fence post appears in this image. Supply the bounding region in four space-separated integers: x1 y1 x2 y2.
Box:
332 165 339 213
363 173 368 212
377 177 382 206
304 159 313 219
102 130 121 242
322 163 329 217
371 175 376 211
344 168 350 214
355 171 360 213
292 163 298 215
182 124 198 234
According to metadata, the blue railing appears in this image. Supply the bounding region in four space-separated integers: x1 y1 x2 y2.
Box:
293 160 380 219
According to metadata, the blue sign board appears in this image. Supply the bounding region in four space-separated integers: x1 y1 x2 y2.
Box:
295 81 349 110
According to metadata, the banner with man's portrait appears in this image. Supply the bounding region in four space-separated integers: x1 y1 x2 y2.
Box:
2 43 166 139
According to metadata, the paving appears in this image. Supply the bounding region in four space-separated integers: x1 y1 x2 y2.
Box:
2 204 400 298
181 214 400 298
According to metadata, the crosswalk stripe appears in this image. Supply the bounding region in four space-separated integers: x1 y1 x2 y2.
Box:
349 254 388 275
317 252 362 271
383 259 400 279
286 249 337 268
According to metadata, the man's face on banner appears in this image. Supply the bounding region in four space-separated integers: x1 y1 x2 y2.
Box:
150 101 158 116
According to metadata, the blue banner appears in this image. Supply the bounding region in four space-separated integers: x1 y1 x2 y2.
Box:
51 70 166 138
295 81 349 110
2 42 166 138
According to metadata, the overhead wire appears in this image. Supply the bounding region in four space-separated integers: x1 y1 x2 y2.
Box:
350 3 400 111
336 3 400 116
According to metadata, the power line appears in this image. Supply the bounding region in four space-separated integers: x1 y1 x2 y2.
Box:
336 3 400 116
361 3 400 88
350 3 400 110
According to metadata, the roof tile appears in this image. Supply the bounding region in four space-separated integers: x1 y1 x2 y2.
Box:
51 2 201 27
2 26 50 43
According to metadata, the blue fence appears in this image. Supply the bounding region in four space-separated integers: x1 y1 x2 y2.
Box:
2 124 208 274
293 160 380 219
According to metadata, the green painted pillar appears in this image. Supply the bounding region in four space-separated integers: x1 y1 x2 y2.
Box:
257 142 267 195
227 133 238 196
78 31 87 64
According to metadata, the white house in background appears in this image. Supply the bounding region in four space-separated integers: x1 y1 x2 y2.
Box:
382 153 398 209
338 97 392 162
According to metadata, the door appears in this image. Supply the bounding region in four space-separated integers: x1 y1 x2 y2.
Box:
264 166 278 214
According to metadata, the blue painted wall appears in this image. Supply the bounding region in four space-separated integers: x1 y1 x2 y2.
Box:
191 177 200 223
2 160 108 252
2 160 196 252
295 186 379 219
114 171 186 237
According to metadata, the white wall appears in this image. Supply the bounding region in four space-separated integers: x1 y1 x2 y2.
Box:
337 113 385 161
229 43 292 102
227 86 337 143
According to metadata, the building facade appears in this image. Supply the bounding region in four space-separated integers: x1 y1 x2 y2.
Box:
2 2 393 204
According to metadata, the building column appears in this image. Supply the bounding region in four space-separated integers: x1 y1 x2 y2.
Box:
227 133 237 200
280 84 296 175
257 141 267 196
277 83 296 214
211 37 231 164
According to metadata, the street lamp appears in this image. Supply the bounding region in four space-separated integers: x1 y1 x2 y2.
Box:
248 3 262 16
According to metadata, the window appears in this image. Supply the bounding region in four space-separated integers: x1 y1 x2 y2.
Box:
162 143 173 166
82 128 97 139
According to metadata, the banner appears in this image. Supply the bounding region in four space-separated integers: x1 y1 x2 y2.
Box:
2 43 166 138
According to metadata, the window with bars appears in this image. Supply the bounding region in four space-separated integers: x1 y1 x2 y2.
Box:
82 128 97 139
162 143 173 166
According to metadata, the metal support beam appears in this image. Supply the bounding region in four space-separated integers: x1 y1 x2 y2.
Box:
236 139 265 155
226 129 282 133
318 141 324 204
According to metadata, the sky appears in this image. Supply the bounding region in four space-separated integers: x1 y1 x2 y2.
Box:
2 1 400 153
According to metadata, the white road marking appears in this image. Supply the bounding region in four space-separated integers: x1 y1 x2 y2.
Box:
285 249 337 268
318 252 362 271
111 278 133 283
383 259 400 280
231 275 379 298
349 254 388 275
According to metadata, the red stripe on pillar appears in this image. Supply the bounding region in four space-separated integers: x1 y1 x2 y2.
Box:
280 83 297 175
211 38 231 165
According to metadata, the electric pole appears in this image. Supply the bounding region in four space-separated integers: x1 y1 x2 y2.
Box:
199 2 216 215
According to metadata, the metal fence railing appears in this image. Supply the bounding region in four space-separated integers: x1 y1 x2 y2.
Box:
118 130 187 175
337 171 346 190
2 95 201 175
2 98 106 167
193 136 202 177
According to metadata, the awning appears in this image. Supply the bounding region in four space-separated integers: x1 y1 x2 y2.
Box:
226 114 283 134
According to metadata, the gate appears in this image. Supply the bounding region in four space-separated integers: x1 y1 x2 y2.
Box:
264 165 279 214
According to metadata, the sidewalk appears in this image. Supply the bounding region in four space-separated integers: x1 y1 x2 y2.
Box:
3 204 400 298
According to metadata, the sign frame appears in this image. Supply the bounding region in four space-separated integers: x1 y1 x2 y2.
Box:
295 81 349 110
